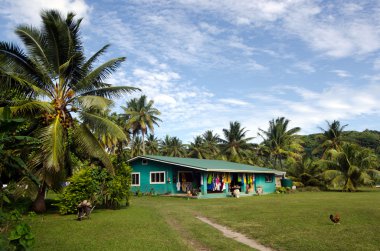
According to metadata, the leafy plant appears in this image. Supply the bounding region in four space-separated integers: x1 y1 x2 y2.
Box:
0 209 35 251
56 168 100 214
56 164 132 214
8 222 35 250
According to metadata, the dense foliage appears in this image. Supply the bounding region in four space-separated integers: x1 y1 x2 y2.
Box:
57 163 131 214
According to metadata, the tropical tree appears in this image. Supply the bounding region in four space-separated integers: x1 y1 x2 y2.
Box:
0 10 138 212
130 136 144 157
286 155 323 187
321 143 380 191
315 120 348 158
201 130 221 158
219 121 254 162
259 117 302 169
188 136 211 159
145 134 160 155
121 95 161 155
160 135 186 157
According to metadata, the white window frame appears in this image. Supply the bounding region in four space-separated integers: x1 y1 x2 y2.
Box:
150 171 166 184
131 172 140 186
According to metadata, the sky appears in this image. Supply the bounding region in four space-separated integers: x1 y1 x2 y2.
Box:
1 0 380 143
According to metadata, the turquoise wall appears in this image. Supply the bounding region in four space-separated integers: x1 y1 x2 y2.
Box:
255 173 276 194
130 159 197 194
130 159 175 194
130 159 277 195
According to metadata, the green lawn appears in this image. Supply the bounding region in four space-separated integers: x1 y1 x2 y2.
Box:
30 191 380 251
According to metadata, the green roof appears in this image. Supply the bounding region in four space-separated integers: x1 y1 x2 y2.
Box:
129 155 285 174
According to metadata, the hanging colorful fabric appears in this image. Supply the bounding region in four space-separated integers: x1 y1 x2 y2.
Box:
207 173 212 184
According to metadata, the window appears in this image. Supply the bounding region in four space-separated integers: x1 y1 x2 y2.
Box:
265 174 273 183
150 171 165 184
131 173 140 186
142 159 148 165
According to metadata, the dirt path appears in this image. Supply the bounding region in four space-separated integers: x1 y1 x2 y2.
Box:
196 216 275 251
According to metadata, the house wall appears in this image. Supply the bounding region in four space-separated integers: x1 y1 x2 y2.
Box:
254 173 276 194
130 159 174 194
130 158 277 196
130 159 198 194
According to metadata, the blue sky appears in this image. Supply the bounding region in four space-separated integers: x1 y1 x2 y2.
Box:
1 0 380 143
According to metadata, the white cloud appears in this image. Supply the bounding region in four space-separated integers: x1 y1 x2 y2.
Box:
293 61 316 73
173 1 380 58
331 70 351 78
219 98 250 106
0 0 91 26
248 83 380 134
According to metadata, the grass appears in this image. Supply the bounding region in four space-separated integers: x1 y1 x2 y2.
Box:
30 190 380 251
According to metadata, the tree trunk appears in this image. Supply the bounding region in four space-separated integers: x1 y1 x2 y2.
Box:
33 183 47 213
142 132 145 156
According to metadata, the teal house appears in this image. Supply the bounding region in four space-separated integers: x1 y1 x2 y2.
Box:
128 155 285 198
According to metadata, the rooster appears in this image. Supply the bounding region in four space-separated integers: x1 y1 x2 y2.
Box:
329 214 340 224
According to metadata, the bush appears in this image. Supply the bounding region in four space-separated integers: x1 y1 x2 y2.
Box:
56 168 100 214
0 209 35 251
56 164 132 214
293 181 304 188
103 163 132 209
297 186 321 192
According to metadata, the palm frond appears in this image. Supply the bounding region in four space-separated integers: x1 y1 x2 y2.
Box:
15 25 50 71
76 95 113 110
72 124 114 174
79 86 140 99
37 116 66 172
0 101 54 117
75 57 126 92
80 111 127 140
82 44 110 73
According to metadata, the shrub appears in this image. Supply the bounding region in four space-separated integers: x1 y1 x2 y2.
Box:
103 164 132 209
56 164 132 214
297 186 321 192
0 209 35 251
56 168 100 214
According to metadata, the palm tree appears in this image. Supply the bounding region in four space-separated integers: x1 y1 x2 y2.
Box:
202 130 221 158
160 135 186 157
219 121 254 162
188 136 211 159
130 136 144 157
287 155 323 187
321 143 380 191
145 134 160 155
259 117 302 169
0 10 138 212
315 120 348 158
121 95 161 155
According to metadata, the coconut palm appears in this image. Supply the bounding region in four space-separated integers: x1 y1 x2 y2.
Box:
121 95 161 155
145 134 160 155
315 120 348 158
219 121 254 162
160 135 187 157
0 10 138 212
259 117 302 169
321 143 380 191
188 136 211 159
130 136 144 157
201 130 221 158
287 155 323 187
